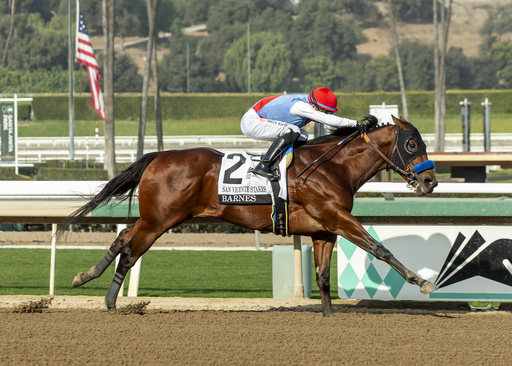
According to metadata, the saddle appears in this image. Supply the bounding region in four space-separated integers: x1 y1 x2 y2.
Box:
218 146 294 236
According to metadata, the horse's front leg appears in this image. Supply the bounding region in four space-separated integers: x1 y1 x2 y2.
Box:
311 233 337 317
333 213 437 295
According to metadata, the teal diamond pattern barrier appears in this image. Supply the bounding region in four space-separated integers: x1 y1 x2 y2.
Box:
338 264 360 298
360 263 382 298
384 268 406 298
339 237 358 260
338 225 406 300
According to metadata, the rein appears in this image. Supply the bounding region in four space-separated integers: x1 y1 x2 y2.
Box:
296 130 359 179
296 127 434 186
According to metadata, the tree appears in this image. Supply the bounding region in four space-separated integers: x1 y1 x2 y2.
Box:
0 0 56 22
1 0 15 66
467 55 499 90
113 54 143 91
79 1 103 35
330 0 381 21
365 55 399 92
159 20 188 92
176 0 215 26
337 57 368 92
299 56 341 91
480 4 512 52
489 41 512 70
490 41 512 88
116 0 146 38
152 40 163 152
292 1 361 64
0 66 70 93
137 0 159 159
159 21 225 93
500 64 512 88
433 0 453 152
398 39 434 90
207 0 250 33
96 52 143 92
444 47 471 89
103 0 116 179
2 14 68 71
393 0 435 23
388 0 408 119
223 31 292 92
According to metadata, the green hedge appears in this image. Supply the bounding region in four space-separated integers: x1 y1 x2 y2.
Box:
32 93 264 121
30 90 512 121
35 167 108 180
336 90 512 117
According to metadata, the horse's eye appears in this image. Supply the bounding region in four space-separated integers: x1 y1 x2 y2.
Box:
406 139 418 153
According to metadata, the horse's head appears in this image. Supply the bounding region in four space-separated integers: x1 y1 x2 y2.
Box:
388 115 438 195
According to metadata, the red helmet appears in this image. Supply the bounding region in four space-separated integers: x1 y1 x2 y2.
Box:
308 87 339 113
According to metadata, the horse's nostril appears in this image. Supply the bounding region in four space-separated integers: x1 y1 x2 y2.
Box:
425 178 437 188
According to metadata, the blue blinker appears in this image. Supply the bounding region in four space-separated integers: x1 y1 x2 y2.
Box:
413 160 435 174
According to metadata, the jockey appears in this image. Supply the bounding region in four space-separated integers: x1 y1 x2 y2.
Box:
241 87 372 180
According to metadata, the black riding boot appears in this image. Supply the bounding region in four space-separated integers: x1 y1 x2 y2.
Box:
252 137 290 181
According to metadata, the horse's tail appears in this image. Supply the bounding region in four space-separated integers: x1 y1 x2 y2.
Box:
56 151 160 238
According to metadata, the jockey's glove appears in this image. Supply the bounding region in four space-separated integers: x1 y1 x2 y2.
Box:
355 115 378 134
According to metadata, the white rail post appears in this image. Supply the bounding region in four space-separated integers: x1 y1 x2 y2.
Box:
293 235 304 298
115 224 127 297
255 230 260 250
50 224 57 295
128 257 142 297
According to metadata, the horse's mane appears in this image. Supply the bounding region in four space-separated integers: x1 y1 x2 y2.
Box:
305 124 392 145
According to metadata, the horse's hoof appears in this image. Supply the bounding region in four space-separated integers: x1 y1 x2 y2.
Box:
420 281 438 294
107 306 117 314
72 272 85 288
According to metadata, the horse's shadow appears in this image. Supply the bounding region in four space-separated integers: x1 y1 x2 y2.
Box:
268 300 472 317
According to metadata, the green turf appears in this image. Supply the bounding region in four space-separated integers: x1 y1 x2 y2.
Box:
0 248 339 300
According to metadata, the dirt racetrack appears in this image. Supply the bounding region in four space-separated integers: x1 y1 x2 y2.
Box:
2 232 512 365
1 295 512 365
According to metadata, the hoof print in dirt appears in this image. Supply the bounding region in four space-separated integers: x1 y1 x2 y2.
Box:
13 297 54 313
117 301 150 315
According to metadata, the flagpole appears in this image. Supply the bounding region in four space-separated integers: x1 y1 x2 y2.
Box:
68 0 75 160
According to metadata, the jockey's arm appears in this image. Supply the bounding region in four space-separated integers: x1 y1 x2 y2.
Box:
290 101 357 128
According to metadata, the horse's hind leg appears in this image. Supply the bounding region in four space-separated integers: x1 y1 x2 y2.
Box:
312 233 337 317
104 220 168 313
72 225 134 288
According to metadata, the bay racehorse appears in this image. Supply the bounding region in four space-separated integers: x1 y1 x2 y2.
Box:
58 115 438 317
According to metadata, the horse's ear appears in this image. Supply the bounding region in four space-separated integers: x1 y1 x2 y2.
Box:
391 115 407 129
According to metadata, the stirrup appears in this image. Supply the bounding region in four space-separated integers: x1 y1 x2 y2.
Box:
249 166 280 181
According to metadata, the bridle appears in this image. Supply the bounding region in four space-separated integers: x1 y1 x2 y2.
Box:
362 126 435 189
296 125 435 187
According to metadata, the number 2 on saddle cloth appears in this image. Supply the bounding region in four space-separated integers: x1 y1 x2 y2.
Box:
218 145 294 236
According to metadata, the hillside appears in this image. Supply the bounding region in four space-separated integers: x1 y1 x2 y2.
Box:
90 0 505 82
358 0 500 58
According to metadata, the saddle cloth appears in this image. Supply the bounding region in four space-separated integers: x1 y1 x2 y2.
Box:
218 146 293 205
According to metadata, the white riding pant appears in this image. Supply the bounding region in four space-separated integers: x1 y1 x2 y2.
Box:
241 109 309 142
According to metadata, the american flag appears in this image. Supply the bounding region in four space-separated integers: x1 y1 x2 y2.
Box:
76 2 105 121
